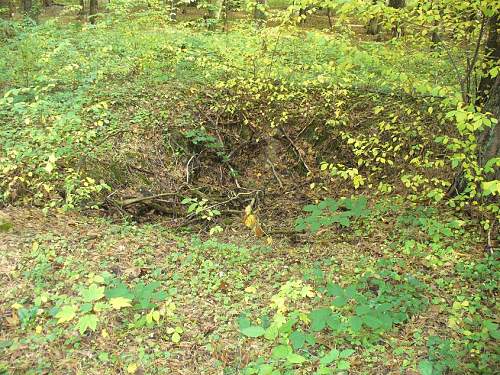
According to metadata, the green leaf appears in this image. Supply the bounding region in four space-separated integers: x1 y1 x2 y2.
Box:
332 295 347 308
289 330 306 350
80 303 93 313
76 314 98 334
55 305 77 324
171 332 181 343
81 284 105 302
363 314 382 329
309 308 331 331
0 220 12 232
105 282 134 300
481 180 499 196
286 353 306 364
271 345 292 359
418 360 433 375
326 283 344 297
337 360 350 370
339 349 355 358
350 316 363 333
320 349 339 365
240 326 265 338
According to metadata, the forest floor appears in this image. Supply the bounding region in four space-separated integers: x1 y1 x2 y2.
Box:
0 203 497 374
0 7 498 375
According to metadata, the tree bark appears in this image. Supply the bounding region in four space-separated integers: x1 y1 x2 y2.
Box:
477 15 499 181
22 0 32 15
449 15 499 196
388 0 405 8
254 0 266 26
89 0 98 24
366 0 381 35
207 0 223 30
79 0 85 18
388 0 405 37
169 0 177 21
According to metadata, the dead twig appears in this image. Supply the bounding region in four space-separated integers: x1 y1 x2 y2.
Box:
278 126 311 173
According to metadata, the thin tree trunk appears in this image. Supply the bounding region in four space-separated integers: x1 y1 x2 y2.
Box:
207 0 222 30
449 15 499 196
22 0 32 15
169 0 177 21
327 7 333 30
89 0 98 24
388 0 405 37
254 0 266 26
366 0 381 35
477 15 499 181
79 0 85 18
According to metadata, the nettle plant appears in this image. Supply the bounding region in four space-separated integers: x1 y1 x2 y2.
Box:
295 196 371 233
239 266 429 374
14 273 181 341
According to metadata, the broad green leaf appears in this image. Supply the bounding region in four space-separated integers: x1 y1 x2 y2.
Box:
289 330 306 350
80 303 93 313
339 349 355 358
271 345 292 359
105 282 134 300
350 316 363 333
55 305 77 324
310 308 331 331
76 314 98 334
81 284 105 302
286 353 306 364
171 332 181 343
337 360 350 370
418 360 433 375
240 326 265 338
320 349 339 365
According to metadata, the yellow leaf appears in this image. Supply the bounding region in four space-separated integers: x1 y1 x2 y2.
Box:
244 214 256 228
11 303 23 310
35 325 43 334
151 310 160 322
244 204 253 216
245 286 257 293
101 329 109 338
127 363 138 374
32 242 39 251
171 332 181 343
109 297 132 310
266 236 273 245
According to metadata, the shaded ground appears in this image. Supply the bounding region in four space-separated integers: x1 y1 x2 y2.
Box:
1 203 497 374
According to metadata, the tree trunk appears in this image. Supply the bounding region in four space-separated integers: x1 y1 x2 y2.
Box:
207 0 222 30
254 0 266 26
449 15 499 196
388 0 405 37
366 0 381 35
169 0 177 21
42 0 52 7
388 0 405 8
327 8 333 30
79 0 85 18
0 0 9 18
477 15 499 181
89 0 98 24
22 0 32 15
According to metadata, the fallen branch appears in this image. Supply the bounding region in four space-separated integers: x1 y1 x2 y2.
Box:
118 192 180 207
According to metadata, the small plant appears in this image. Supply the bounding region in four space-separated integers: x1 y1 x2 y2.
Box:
181 197 221 221
295 196 370 233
